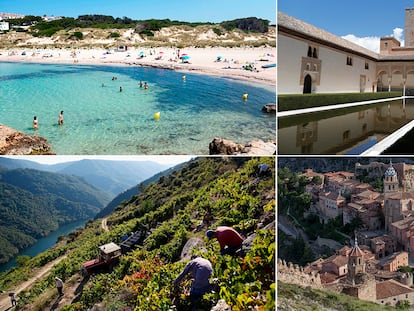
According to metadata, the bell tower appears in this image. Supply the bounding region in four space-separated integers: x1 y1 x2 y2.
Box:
405 7 414 47
348 236 365 286
383 161 399 199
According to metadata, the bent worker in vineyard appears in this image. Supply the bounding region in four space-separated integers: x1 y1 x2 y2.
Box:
55 277 64 296
206 226 244 255
173 255 213 303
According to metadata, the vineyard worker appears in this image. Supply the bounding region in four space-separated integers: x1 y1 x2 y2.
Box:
9 292 17 306
55 277 64 296
206 226 244 255
173 255 213 301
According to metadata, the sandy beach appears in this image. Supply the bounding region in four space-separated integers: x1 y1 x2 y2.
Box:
0 46 276 86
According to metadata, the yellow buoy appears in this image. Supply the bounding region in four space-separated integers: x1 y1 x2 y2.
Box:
242 93 248 100
154 111 161 120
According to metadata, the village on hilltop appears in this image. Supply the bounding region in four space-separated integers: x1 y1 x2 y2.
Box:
279 160 414 307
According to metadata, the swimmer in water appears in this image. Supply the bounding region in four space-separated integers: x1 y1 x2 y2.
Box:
58 111 64 125
33 116 38 129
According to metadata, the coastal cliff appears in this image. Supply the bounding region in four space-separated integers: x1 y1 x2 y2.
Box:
0 124 53 155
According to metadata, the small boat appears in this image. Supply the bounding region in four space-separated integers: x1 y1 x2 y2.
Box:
261 63 276 69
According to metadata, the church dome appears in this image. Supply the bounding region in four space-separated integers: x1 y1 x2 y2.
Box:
384 163 397 177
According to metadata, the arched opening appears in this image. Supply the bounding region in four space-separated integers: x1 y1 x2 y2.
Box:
303 74 312 94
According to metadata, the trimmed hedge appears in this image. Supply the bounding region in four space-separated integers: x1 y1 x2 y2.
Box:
278 92 402 112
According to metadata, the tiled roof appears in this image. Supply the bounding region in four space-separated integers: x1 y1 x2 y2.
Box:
376 279 414 299
388 192 414 200
278 11 379 60
349 244 364 257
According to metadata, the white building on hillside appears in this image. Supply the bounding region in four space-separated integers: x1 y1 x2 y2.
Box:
0 21 9 31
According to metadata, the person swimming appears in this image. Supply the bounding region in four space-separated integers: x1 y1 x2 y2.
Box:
33 116 38 129
58 111 64 125
144 82 148 89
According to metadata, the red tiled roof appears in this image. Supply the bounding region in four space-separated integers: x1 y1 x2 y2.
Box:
376 279 414 299
349 245 364 257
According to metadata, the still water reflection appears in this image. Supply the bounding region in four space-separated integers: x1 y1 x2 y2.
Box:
278 100 412 155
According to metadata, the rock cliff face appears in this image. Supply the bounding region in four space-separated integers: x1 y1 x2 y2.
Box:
0 124 53 155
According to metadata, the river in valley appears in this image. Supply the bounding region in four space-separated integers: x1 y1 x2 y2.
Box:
0 219 87 272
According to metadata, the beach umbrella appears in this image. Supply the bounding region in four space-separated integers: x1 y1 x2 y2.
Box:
180 55 190 60
138 51 144 57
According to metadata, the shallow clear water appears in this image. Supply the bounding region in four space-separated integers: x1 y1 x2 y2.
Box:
0 62 276 154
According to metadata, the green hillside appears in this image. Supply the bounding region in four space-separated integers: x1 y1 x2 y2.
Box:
278 282 395 311
0 168 110 264
0 157 275 311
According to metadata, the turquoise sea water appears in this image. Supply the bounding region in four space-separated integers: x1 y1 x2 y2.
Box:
0 62 276 154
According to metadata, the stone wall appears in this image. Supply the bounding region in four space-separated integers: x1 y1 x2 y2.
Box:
277 259 322 289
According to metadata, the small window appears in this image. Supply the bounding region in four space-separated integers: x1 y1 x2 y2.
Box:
384 42 388 48
346 57 353 66
307 46 312 57
313 64 318 71
365 62 369 70
313 48 318 58
306 63 311 70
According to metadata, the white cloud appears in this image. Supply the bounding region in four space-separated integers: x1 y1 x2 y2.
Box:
393 27 404 45
341 27 405 53
341 34 380 53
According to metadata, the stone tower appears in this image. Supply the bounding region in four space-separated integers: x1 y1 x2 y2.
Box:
383 161 399 199
406 8 414 47
348 237 366 286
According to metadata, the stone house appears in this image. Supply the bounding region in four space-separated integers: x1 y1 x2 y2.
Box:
380 252 409 272
376 279 414 307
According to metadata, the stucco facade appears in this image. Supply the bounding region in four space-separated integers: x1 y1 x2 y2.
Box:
278 11 414 95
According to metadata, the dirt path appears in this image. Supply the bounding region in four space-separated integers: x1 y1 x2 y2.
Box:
47 273 89 311
0 255 67 310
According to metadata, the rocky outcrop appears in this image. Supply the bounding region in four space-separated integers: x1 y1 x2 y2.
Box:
209 137 276 155
209 137 244 155
211 299 231 311
0 124 53 155
179 237 206 261
262 103 276 113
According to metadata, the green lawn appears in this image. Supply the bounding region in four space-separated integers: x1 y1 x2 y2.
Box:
278 92 402 112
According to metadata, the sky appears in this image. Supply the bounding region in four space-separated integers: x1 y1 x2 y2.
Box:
5 155 194 166
278 0 414 53
0 0 276 24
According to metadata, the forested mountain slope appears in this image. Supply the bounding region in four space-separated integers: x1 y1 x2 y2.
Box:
0 157 275 311
0 157 169 196
0 167 110 264
94 161 187 219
